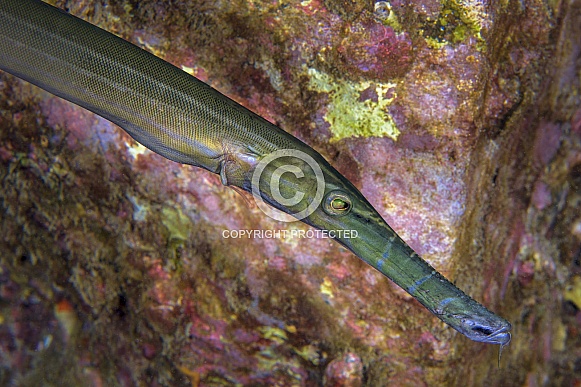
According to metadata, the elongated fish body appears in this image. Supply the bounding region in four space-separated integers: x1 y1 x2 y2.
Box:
0 0 511 349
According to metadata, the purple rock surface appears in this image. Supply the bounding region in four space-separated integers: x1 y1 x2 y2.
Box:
0 0 579 385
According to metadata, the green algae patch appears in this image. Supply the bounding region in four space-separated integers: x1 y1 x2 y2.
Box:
420 1 488 51
564 276 581 309
161 205 191 243
374 1 402 32
306 67 399 142
258 326 288 343
294 344 324 366
445 0 488 49
424 36 450 50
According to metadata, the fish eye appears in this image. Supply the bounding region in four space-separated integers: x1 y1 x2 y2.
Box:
323 191 352 216
331 198 349 210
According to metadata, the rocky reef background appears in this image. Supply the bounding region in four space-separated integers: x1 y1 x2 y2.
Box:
0 0 579 385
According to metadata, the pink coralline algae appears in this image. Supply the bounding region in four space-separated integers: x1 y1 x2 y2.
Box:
0 0 580 386
324 352 363 387
336 19 413 80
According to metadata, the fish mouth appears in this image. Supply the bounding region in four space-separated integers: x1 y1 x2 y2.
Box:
446 310 513 346
467 322 512 346
485 326 512 347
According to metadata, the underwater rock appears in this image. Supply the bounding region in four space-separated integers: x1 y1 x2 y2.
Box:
335 16 413 80
0 0 579 385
